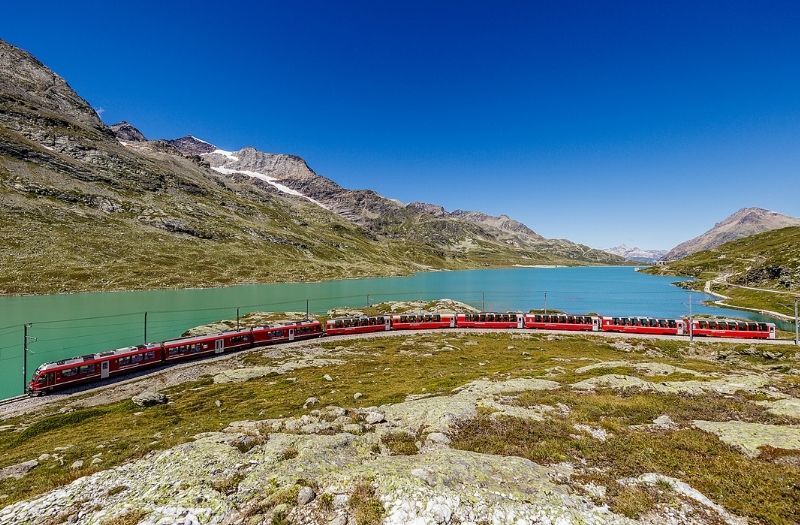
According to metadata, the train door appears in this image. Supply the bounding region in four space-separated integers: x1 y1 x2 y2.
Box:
769 325 776 339
46 373 55 387
215 339 224 354
288 328 295 341
676 321 685 336
100 361 110 379
449 316 455 328
384 317 391 331
517 315 524 329
592 318 600 332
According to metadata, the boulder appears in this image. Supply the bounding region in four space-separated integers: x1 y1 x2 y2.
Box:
303 397 319 409
0 460 38 481
297 486 315 505
364 412 386 425
131 391 168 407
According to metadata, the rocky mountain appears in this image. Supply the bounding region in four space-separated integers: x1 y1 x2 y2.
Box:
176 142 621 264
109 121 146 142
0 38 623 295
604 245 668 263
663 207 800 261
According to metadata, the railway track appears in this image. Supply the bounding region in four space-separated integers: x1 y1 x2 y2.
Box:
0 394 29 407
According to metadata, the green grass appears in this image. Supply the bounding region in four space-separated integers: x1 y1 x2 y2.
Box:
348 479 384 525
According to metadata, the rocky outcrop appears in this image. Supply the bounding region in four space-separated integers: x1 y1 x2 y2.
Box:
110 121 146 142
664 208 800 260
131 391 169 407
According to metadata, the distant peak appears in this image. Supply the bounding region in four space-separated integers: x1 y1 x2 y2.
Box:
110 121 146 142
167 135 216 156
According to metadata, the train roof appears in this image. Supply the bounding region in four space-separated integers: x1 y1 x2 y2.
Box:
35 344 159 372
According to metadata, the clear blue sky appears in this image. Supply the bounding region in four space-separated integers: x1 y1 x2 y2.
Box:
2 1 799 249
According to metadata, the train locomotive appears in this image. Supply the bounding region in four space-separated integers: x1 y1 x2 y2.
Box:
28 310 776 395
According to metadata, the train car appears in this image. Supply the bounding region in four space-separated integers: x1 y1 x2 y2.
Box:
601 316 685 336
689 319 775 339
524 313 600 331
326 315 391 336
456 312 524 329
251 319 324 345
390 313 455 330
162 330 253 362
28 343 162 394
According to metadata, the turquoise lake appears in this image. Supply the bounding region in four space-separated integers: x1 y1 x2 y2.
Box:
0 266 768 399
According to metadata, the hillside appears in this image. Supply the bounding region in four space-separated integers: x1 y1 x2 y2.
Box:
0 39 624 295
650 226 800 316
663 207 800 261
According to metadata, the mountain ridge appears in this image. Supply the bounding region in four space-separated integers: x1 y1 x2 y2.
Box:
663 207 800 260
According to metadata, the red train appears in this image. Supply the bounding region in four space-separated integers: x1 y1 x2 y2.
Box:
27 311 776 395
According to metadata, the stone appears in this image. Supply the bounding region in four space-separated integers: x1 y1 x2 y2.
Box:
215 400 222 408
131 391 168 407
37 454 51 462
69 460 84 470
425 432 452 446
411 467 436 486
329 515 347 525
652 414 677 430
323 374 333 382
325 406 347 418
304 397 319 409
342 424 364 434
353 392 363 400
297 486 315 505
0 460 38 481
364 412 385 425
91 458 102 465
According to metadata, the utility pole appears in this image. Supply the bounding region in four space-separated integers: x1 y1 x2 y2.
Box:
366 294 370 307
795 299 798 346
688 294 694 342
143 312 148 344
23 323 30 393
306 299 309 320
544 291 548 315
236 307 240 331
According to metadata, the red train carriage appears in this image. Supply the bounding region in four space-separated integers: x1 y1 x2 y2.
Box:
601 316 686 336
326 315 391 336
689 319 775 339
390 313 455 330
162 329 253 362
251 319 323 345
28 343 162 394
524 313 600 331
456 312 524 329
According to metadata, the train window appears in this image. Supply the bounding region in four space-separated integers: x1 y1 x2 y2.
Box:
479 314 486 322
737 322 747 330
747 323 757 330
649 319 657 327
145 351 155 360
758 323 767 331
502 314 510 322
377 316 384 323
559 316 567 323
699 321 708 329
78 365 95 375
668 320 676 328
534 315 541 322
567 316 574 323
434 315 441 322
119 356 132 366
62 368 78 377
612 317 619 325
131 354 144 363
335 320 343 328
486 314 494 322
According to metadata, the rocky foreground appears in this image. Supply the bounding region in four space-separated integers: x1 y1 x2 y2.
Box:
1 327 799 524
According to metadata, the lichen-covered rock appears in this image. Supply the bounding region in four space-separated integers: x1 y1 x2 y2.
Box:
692 420 800 457
132 390 168 407
0 460 38 481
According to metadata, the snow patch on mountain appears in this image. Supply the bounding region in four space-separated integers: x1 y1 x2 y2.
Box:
211 166 328 209
604 245 668 262
209 149 239 162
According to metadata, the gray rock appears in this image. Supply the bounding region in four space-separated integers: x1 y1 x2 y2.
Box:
323 374 334 382
425 432 452 446
652 414 677 430
364 412 385 425
325 406 347 418
0 460 38 481
411 467 436 486
329 515 348 525
215 399 222 408
304 397 319 409
342 423 364 434
297 486 315 505
37 454 51 462
353 392 364 400
90 458 102 465
69 460 84 470
131 391 168 407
